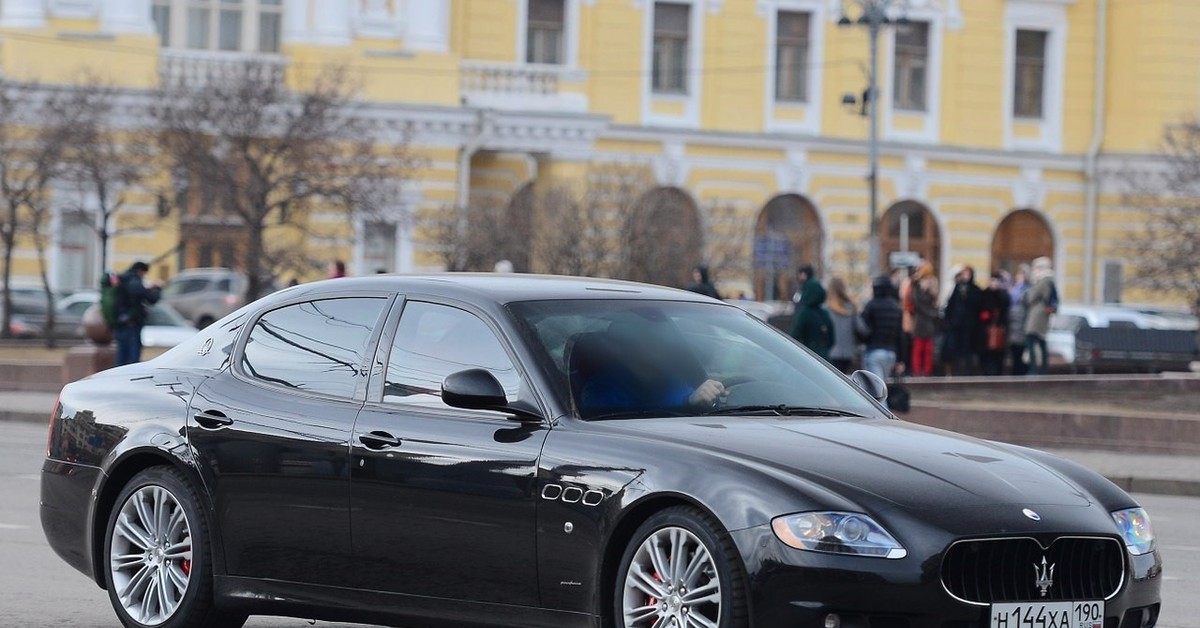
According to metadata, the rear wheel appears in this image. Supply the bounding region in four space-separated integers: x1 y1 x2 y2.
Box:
615 506 748 628
104 466 246 628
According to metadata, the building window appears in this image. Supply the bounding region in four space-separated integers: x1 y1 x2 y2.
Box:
526 0 565 65
892 21 928 112
774 11 810 103
652 2 690 94
151 0 282 53
363 221 397 274
1014 29 1047 118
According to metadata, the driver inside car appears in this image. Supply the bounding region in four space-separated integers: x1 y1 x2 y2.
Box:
574 311 725 413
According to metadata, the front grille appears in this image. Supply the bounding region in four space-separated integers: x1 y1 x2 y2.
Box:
941 537 1125 605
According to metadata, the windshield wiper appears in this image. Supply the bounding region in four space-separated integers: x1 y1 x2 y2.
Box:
583 408 696 421
702 405 867 418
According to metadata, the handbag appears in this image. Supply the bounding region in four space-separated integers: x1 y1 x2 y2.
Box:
889 378 911 413
986 325 1007 352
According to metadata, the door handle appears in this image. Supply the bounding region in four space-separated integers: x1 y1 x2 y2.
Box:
194 410 233 429
358 431 401 450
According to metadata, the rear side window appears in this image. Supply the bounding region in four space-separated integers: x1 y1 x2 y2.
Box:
241 297 387 398
383 301 522 408
164 278 209 297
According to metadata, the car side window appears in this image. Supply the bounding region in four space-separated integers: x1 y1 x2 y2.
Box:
383 301 522 409
241 297 387 398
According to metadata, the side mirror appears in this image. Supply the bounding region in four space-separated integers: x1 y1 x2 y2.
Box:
850 370 888 403
442 369 544 422
442 369 508 410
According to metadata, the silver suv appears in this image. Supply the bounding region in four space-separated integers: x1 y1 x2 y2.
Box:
161 268 251 329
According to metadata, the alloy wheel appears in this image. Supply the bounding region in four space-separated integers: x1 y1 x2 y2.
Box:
109 484 193 626
621 525 722 628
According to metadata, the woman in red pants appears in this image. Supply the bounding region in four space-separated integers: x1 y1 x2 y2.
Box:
910 262 940 377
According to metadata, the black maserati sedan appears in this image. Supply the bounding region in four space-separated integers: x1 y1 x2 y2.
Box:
41 275 1162 628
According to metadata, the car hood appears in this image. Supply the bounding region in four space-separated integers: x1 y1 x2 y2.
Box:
607 416 1094 512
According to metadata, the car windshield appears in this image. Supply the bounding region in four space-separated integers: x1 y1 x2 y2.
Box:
509 299 882 420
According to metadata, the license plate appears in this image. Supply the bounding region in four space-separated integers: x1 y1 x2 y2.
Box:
990 601 1105 628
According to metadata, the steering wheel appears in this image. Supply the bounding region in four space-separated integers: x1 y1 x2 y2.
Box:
717 380 800 407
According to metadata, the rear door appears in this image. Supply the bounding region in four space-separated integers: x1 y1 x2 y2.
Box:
349 299 549 606
188 293 392 585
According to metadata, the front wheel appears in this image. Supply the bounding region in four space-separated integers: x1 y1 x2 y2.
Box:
104 466 246 628
615 506 748 628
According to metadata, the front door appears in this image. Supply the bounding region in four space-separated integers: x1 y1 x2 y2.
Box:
188 295 391 585
350 299 548 606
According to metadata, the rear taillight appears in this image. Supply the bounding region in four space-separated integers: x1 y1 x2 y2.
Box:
46 395 61 458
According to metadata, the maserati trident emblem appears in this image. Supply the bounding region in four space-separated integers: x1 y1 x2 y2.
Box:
1022 508 1041 521
1033 556 1056 597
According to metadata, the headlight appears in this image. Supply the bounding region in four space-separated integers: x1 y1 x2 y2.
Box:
1111 507 1155 555
771 512 907 559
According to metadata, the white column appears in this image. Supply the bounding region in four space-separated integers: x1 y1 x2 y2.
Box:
101 0 155 35
405 0 449 52
282 0 311 44
0 0 47 28
311 1 353 45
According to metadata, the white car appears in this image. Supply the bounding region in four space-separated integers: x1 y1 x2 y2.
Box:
1047 304 1198 365
56 291 199 348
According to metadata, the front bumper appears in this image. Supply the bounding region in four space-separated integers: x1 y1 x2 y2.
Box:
731 525 1163 628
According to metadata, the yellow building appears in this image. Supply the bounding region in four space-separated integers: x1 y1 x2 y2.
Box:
1 0 1195 302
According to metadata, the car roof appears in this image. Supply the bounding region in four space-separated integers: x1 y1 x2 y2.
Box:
277 273 714 306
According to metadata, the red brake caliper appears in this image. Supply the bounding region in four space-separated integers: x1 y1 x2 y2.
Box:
647 571 664 609
180 535 191 576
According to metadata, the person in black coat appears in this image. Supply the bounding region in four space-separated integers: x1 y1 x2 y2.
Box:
859 275 903 388
978 272 1011 376
685 265 720 299
113 261 161 366
942 265 983 376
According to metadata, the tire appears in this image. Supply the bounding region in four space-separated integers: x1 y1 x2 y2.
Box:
103 466 247 628
614 506 748 628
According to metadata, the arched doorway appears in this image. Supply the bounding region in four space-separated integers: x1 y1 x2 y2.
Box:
626 187 703 287
880 201 940 275
753 194 823 301
991 209 1053 274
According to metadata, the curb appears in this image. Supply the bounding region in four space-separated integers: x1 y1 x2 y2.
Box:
1104 475 1200 499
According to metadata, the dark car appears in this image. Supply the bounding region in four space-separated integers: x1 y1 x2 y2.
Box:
41 275 1162 628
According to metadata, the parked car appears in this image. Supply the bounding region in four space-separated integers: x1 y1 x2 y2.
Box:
1048 304 1198 372
0 294 83 341
57 291 198 348
42 275 1161 628
161 268 270 329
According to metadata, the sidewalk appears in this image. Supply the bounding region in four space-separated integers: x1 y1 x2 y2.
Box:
2 390 1196 498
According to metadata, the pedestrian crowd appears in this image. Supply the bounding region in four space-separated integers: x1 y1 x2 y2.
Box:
777 256 1059 380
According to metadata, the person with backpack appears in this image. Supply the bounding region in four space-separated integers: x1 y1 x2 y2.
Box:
860 275 904 389
113 261 162 366
790 265 834 360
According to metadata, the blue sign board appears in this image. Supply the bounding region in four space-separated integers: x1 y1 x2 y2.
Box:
753 235 792 270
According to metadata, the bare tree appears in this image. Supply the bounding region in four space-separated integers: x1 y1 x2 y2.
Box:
56 77 157 276
700 200 753 292
152 61 415 301
1122 121 1200 308
0 80 85 343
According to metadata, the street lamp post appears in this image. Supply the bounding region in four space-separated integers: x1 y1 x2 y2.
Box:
839 0 905 278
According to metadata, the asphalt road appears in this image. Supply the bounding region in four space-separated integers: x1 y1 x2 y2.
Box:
2 420 1196 628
